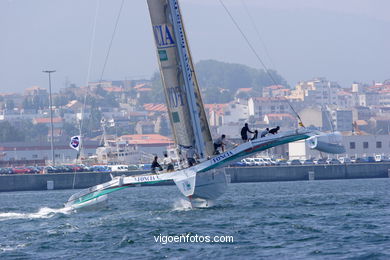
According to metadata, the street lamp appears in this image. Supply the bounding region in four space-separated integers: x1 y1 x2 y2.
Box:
43 70 56 166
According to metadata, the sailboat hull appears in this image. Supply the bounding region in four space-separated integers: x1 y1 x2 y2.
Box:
187 169 229 207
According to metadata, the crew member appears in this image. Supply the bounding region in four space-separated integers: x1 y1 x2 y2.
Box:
163 153 174 172
186 147 196 167
251 130 258 140
240 123 254 142
151 156 163 173
269 126 280 135
260 128 269 138
213 134 226 154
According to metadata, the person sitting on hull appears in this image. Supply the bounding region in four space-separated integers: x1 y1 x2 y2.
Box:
213 134 226 155
251 130 258 140
151 156 163 173
240 123 254 142
186 147 197 167
260 128 269 138
268 126 280 135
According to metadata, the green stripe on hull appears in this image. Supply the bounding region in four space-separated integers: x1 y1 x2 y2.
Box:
72 180 167 206
200 134 310 172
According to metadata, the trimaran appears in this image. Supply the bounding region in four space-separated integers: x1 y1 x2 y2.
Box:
65 0 344 209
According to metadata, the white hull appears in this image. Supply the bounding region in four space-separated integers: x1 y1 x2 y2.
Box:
65 194 108 210
188 169 229 207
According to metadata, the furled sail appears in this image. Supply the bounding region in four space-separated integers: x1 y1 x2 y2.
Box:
147 0 214 158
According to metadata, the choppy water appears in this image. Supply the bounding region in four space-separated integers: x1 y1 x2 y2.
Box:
1 178 390 259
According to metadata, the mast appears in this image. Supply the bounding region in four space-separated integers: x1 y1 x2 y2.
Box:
147 0 214 159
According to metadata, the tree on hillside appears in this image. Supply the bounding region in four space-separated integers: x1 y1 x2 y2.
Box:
0 121 24 142
195 60 288 93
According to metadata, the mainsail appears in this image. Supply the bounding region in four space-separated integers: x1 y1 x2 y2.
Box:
147 0 214 158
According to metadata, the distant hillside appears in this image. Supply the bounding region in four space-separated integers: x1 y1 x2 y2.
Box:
195 60 288 92
148 59 288 104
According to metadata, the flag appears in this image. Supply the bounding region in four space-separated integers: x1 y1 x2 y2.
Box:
70 136 81 151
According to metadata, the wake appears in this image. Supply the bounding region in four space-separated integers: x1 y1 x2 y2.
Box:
0 207 72 221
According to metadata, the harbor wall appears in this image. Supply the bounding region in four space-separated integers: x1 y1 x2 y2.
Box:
226 163 390 183
0 163 389 192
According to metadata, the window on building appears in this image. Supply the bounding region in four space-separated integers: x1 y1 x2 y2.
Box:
363 142 369 149
271 106 275 112
350 142 355 149
55 154 61 158
32 154 38 159
376 141 382 148
225 111 231 116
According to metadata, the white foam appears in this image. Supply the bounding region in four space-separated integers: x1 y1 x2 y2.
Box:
0 207 72 221
0 243 27 252
172 198 193 211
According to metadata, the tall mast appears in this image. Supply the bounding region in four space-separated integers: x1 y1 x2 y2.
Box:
147 0 214 159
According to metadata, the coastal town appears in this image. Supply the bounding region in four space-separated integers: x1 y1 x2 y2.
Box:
1 68 389 168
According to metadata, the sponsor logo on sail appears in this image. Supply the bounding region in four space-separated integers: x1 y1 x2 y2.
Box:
168 86 184 108
153 24 175 48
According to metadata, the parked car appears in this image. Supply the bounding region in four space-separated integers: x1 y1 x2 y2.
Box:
316 158 327 164
354 157 368 163
366 156 376 163
288 159 302 165
12 167 31 174
275 159 288 166
303 159 315 165
339 157 351 164
326 158 341 164
128 164 139 170
253 158 267 166
0 167 13 174
241 158 255 166
263 158 276 165
229 161 246 167
140 164 152 170
109 165 129 172
90 165 111 172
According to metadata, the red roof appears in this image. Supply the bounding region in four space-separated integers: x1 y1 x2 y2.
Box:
337 91 352 96
237 88 252 92
119 134 173 145
253 97 287 102
133 83 147 89
264 85 284 90
143 103 167 112
34 117 63 124
103 86 123 92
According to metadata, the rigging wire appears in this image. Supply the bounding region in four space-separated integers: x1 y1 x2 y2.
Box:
218 0 304 126
79 0 125 158
240 0 276 70
99 0 125 83
80 0 101 139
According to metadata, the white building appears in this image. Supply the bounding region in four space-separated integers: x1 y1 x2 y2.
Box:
288 134 390 160
248 97 289 119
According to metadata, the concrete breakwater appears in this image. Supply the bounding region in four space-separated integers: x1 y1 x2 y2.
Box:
0 163 389 192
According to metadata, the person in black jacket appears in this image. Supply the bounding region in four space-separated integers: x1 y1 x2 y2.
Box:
151 156 163 173
240 123 254 142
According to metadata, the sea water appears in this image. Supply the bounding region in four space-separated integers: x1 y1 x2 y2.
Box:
0 179 389 259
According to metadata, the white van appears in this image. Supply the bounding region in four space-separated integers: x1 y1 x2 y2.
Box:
109 165 129 172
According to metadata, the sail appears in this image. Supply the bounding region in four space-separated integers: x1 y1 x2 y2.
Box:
147 0 214 158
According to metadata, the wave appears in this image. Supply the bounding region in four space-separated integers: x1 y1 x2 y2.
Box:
0 207 72 221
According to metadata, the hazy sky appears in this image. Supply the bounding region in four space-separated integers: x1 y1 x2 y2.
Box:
0 0 389 93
